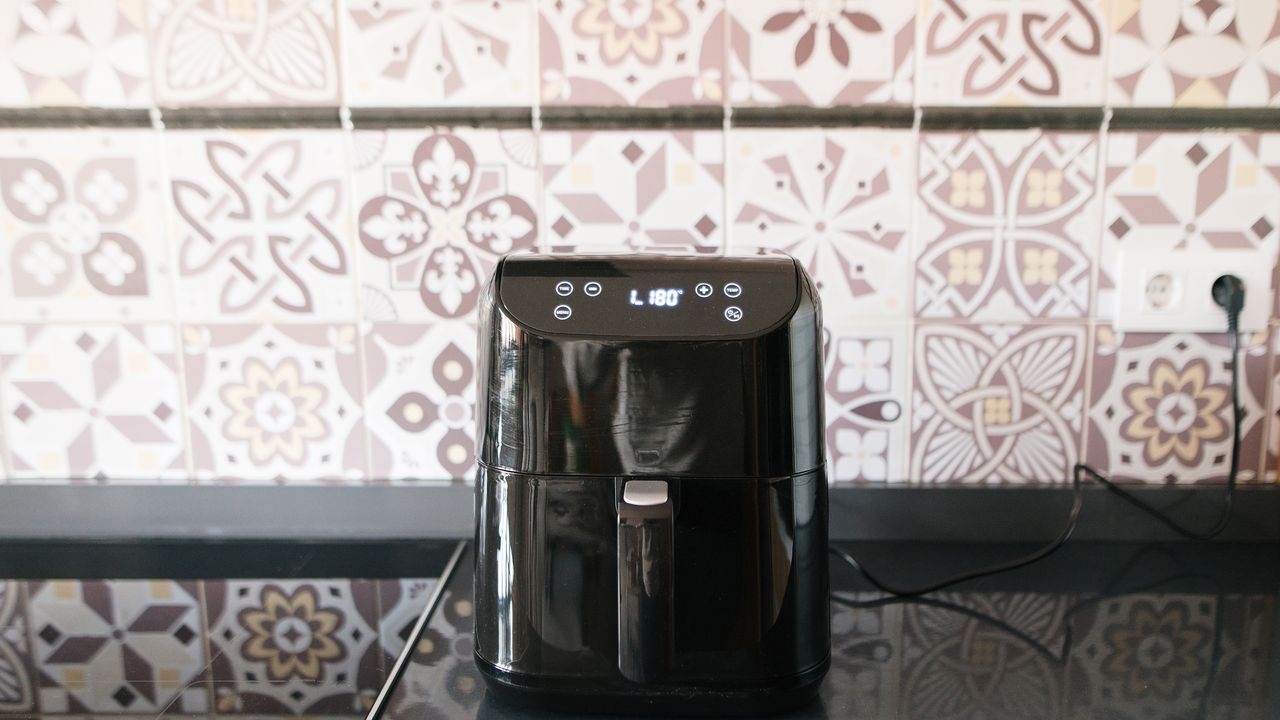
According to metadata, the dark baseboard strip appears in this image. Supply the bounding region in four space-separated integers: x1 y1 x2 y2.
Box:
160 106 342 129
1109 107 1280 131
920 106 1105 131
539 105 725 129
0 107 152 128
0 484 1276 542
732 105 915 128
349 106 534 129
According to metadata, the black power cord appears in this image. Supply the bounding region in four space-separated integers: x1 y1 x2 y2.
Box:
830 275 1248 597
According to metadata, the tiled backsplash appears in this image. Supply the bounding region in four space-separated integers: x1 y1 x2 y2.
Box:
0 0 1278 487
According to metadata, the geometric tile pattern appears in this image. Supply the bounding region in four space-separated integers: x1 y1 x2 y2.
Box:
825 325 909 483
0 582 33 714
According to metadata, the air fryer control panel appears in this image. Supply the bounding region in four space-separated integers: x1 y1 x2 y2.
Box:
497 255 800 338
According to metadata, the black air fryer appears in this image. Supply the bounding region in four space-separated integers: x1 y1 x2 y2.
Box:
473 253 829 715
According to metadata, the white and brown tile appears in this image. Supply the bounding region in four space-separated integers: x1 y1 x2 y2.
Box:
165 130 358 322
342 0 534 107
910 323 1088 484
147 0 341 106
1087 327 1269 484
183 323 366 483
542 130 724 253
363 322 477 483
728 1 914 106
1108 0 1280 107
729 128 914 319
918 0 1106 105
0 582 34 714
915 131 1098 322
0 1 152 107
0 325 186 482
0 130 172 322
375 579 438 667
204 580 381 715
352 129 539 323
1099 132 1280 320
27 580 207 715
539 0 725 106
382 581 480 719
825 324 909 484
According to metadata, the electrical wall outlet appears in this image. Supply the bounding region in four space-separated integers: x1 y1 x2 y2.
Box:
1114 247 1272 332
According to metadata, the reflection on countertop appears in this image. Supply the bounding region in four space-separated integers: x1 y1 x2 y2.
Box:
0 540 1277 719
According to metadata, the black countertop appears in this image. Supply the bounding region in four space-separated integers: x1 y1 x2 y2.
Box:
0 539 1277 719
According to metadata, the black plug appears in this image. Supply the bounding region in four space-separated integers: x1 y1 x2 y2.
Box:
1212 274 1245 315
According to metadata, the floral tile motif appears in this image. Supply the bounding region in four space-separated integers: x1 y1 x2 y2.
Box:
539 0 725 105
0 582 34 713
1087 328 1268 484
900 593 1071 718
205 580 381 715
824 324 909 483
0 325 186 481
918 0 1105 105
728 1 914 106
910 323 1087 484
1268 332 1280 483
27 580 207 714
0 1 151 107
183 324 366 483
1108 0 1280 107
542 130 723 252
375 579 438 666
824 594 902 718
1098 132 1280 320
729 128 914 319
166 130 357 322
364 323 477 483
148 0 341 106
1067 594 1216 717
384 565 480 719
342 0 533 107
352 129 538 323
916 131 1098 321
0 130 172 322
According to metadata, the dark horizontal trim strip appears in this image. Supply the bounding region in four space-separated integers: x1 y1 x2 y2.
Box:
0 107 152 127
539 105 725 129
349 106 534 129
920 106 1105 131
1109 107 1280 131
160 106 342 128
732 105 915 128
0 484 1276 542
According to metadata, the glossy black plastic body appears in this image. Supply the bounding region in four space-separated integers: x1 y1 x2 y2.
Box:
473 255 829 715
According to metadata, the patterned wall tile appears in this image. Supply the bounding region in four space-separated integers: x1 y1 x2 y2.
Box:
910 323 1087 484
729 128 914 319
147 0 341 106
918 0 1106 106
543 130 723 252
0 130 172 322
166 130 358 322
900 593 1071 718
0 0 152 107
1088 327 1268 484
352 129 539 323
0 325 186 481
27 580 208 714
916 131 1099 322
1268 330 1280 483
825 324 909 483
539 0 725 106
728 1 913 106
183 324 366 483
1108 0 1280 107
1099 132 1280 320
0 582 34 714
375 579 438 667
383 578 480 719
363 322 477 483
342 0 534 107
205 580 381 715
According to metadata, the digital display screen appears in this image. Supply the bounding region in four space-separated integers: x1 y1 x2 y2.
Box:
630 288 684 307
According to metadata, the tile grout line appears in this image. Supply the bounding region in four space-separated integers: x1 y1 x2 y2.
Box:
1078 108 1112 477
341 121 376 486
902 107 924 485
533 0 549 255
721 1 731 257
